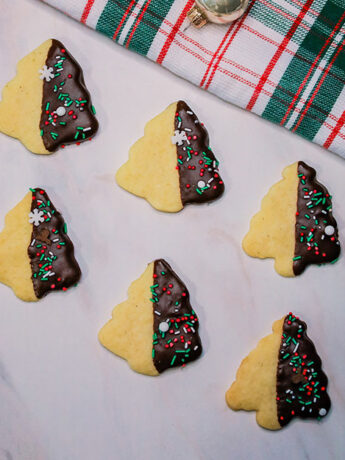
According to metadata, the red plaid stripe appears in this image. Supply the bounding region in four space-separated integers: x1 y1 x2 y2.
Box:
203 3 254 91
81 0 95 23
156 0 194 65
247 0 314 111
113 0 136 41
280 10 345 126
292 38 345 132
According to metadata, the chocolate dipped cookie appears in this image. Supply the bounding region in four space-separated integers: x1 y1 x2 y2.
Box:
226 313 331 430
0 39 98 154
0 188 81 301
99 259 202 375
243 161 340 276
116 101 224 212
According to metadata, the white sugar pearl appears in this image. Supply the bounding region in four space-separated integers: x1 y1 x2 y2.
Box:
324 225 335 236
55 106 66 117
319 408 327 416
158 321 169 333
197 180 206 188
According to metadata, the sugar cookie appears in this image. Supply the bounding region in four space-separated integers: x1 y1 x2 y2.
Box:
0 188 81 301
116 101 224 212
226 313 331 430
99 259 202 375
243 161 340 276
0 39 98 154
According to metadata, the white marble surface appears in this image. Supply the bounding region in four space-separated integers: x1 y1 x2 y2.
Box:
0 1 344 459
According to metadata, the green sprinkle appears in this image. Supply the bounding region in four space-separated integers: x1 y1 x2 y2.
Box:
63 223 68 234
293 256 302 261
40 129 43 137
170 355 176 366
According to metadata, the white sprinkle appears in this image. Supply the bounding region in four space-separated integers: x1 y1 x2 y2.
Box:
306 201 312 206
184 128 192 132
194 120 199 124
185 343 188 349
302 406 305 411
158 321 169 333
293 342 299 353
208 177 214 183
324 225 335 236
31 239 36 246
191 327 195 333
322 210 327 214
83 127 92 132
187 110 193 115
178 121 181 129
154 311 161 316
194 346 199 351
174 331 180 335
183 327 188 334
52 238 59 243
55 106 66 117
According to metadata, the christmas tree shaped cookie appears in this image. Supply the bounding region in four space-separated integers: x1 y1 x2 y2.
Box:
116 101 224 212
0 188 81 301
0 39 98 154
99 259 202 375
243 161 340 276
226 313 331 430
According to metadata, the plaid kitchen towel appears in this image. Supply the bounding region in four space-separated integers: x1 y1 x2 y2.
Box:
40 0 345 158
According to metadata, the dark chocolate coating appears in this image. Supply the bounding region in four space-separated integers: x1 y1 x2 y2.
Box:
151 259 202 373
293 161 340 275
276 313 331 427
39 39 98 152
28 188 81 298
174 101 224 205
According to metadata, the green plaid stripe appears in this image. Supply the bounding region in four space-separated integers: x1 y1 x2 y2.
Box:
262 0 345 140
96 0 174 55
250 0 317 45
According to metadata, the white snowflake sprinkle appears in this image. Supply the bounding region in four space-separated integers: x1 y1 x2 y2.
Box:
29 208 45 226
39 65 55 82
171 130 188 146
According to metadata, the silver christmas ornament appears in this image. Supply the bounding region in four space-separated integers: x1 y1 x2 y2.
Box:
188 0 249 28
